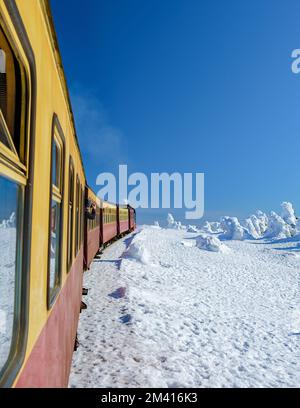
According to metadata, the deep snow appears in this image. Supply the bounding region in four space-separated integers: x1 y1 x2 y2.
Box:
69 225 300 388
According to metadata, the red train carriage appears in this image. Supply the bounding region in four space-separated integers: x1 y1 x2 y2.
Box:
100 202 118 246
118 205 129 235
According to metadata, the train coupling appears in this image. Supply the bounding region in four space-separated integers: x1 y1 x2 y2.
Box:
80 301 87 312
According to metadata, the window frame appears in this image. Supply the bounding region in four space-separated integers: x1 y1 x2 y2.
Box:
67 157 74 272
75 175 80 255
47 114 65 309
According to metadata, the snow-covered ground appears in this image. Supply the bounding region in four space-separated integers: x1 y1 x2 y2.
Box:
70 223 300 388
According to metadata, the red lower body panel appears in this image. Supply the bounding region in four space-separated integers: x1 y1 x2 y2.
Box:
16 248 84 388
87 227 100 268
119 220 129 234
103 222 117 244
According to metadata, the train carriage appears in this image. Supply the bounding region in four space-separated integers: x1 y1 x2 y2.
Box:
0 0 136 388
0 0 86 388
84 186 101 270
101 201 118 246
118 205 129 235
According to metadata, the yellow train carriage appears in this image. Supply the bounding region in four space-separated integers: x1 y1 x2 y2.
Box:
84 185 101 269
0 0 86 387
101 201 118 245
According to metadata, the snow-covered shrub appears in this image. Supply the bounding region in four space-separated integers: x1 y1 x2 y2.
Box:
187 225 198 233
196 234 230 253
210 221 223 233
166 213 185 230
255 210 268 235
281 202 297 226
125 241 151 264
201 221 223 234
264 211 292 240
154 221 160 227
202 221 213 233
167 213 175 227
220 216 247 240
244 217 260 239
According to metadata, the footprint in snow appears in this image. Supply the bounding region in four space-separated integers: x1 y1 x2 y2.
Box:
119 314 132 324
108 287 126 299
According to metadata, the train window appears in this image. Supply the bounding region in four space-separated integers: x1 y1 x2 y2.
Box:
0 177 21 375
0 27 25 160
48 130 64 307
67 159 74 271
0 22 29 384
81 187 84 244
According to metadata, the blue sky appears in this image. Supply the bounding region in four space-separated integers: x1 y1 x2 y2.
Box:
51 0 300 225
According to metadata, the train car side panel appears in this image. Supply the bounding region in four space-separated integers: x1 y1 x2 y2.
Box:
15 248 83 388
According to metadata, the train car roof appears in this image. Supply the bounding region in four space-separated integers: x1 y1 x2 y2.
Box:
102 201 117 209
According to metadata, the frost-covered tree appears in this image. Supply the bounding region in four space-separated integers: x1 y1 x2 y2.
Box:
281 202 297 226
264 211 292 239
220 216 247 240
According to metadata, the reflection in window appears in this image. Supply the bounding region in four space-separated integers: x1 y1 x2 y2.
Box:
0 176 19 373
49 200 60 292
48 133 63 306
67 161 74 271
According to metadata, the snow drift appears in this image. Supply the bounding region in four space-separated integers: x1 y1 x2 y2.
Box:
196 233 230 253
124 240 151 264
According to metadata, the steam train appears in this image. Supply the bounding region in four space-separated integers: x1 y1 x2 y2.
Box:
0 0 135 387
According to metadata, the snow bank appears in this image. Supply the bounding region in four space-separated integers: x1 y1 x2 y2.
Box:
220 216 247 240
281 202 297 226
264 211 293 240
124 241 151 265
195 233 230 253
153 221 160 228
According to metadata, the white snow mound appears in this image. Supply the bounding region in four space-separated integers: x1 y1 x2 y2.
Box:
124 241 151 264
195 233 230 253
